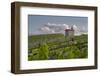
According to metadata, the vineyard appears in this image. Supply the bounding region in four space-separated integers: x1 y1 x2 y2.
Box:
28 33 88 61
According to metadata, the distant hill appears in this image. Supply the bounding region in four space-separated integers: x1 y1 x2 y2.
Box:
28 33 65 48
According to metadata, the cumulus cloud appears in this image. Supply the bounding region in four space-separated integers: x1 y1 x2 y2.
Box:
46 23 70 29
73 25 81 35
39 26 56 34
40 26 50 32
73 25 87 35
35 23 87 35
39 23 71 34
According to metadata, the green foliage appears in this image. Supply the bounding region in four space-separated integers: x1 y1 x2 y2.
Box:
28 34 88 61
28 49 39 60
38 43 49 60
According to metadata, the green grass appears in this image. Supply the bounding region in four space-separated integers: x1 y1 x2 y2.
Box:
28 34 88 61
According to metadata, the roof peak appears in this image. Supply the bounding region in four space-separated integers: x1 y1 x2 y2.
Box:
65 29 74 31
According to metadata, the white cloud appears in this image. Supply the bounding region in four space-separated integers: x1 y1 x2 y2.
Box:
73 25 81 35
73 25 88 35
39 23 70 34
39 26 55 34
40 26 50 32
33 23 87 35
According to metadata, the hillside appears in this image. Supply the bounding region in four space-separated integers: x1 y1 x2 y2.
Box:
28 34 88 61
28 33 65 48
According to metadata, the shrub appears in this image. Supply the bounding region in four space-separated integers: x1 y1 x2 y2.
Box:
38 43 49 60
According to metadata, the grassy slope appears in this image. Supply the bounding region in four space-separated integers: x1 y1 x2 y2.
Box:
28 34 88 61
28 34 65 48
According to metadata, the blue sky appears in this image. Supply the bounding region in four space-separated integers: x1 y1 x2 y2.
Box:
28 15 88 35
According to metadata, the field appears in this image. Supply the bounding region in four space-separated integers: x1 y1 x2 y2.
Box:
28 33 88 61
